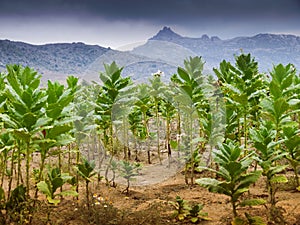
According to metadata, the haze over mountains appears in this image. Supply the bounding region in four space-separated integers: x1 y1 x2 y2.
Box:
1 26 300 83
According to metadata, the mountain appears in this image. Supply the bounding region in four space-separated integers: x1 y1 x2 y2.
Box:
134 26 300 72
1 27 300 83
0 39 174 83
0 40 110 82
150 26 183 41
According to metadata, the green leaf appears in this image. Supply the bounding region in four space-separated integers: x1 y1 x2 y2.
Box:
46 104 63 119
239 198 266 207
237 171 262 189
170 140 178 149
51 177 64 192
0 187 5 201
269 81 281 99
245 213 266 225
190 217 198 223
22 90 33 108
6 65 22 96
59 190 78 197
111 69 121 84
270 175 288 183
232 93 248 106
178 214 185 221
47 196 60 205
0 113 18 128
23 112 37 130
35 117 52 128
37 181 52 198
196 178 222 189
47 125 72 139
274 98 289 118
177 67 190 83
224 161 242 177
14 129 31 143
269 165 288 177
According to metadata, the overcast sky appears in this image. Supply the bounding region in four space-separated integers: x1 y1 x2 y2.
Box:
1 0 300 49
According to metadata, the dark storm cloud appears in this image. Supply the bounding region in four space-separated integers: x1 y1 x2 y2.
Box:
1 0 300 22
1 0 300 47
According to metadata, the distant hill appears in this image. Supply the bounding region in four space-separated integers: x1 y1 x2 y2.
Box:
0 40 110 82
1 27 300 83
139 26 300 72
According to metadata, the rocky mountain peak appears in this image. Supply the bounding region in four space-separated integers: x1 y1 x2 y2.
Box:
150 26 183 41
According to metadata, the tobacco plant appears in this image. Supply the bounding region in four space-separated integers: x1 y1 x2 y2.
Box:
169 196 210 223
196 141 262 218
250 121 288 207
149 74 165 163
132 83 153 164
282 124 300 187
37 166 77 205
119 160 141 194
161 88 177 167
171 56 208 184
2 65 47 196
75 158 97 208
95 61 131 182
214 54 266 148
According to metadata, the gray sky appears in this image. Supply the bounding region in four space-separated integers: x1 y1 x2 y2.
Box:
1 0 300 49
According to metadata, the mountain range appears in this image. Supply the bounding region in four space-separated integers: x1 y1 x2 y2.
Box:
1 26 300 83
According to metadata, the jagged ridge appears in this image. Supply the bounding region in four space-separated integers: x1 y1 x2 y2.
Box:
1 27 300 83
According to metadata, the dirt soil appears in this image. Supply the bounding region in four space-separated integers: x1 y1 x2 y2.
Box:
29 167 300 225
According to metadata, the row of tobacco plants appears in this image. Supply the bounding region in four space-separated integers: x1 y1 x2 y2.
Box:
0 53 299 224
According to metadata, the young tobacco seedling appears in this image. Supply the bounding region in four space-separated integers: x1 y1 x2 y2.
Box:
119 160 141 194
75 158 97 208
37 166 78 205
169 196 210 223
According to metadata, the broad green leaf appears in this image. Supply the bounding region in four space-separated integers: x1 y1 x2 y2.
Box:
239 198 266 207
245 214 266 225
0 114 19 128
269 81 281 99
231 217 247 225
46 104 63 119
52 177 64 193
177 67 190 83
274 98 289 118
237 171 262 189
22 90 33 108
190 217 198 223
6 65 22 96
59 190 78 197
270 175 288 183
224 161 242 177
14 128 30 143
35 117 52 128
196 178 221 188
23 112 37 130
269 165 288 177
37 181 52 197
47 125 72 139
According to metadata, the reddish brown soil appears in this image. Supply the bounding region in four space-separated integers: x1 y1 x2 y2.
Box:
28 170 300 225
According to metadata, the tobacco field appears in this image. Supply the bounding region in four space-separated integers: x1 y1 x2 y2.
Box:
0 54 299 224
